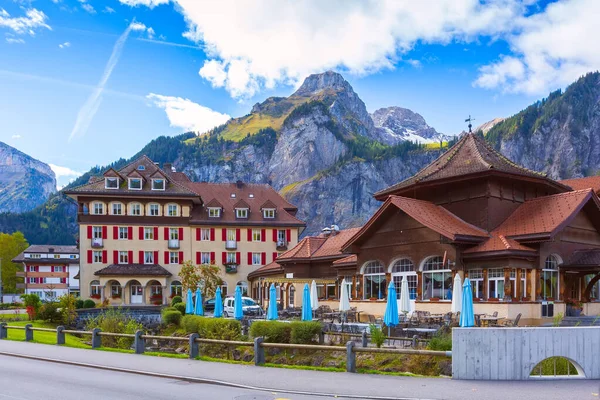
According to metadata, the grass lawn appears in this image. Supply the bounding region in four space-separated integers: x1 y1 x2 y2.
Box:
0 313 28 322
4 320 89 349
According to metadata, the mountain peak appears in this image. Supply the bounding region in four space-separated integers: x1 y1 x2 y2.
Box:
293 70 353 97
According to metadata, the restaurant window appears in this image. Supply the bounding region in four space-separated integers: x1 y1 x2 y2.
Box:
289 285 295 307
391 258 417 300
519 269 527 299
488 268 505 299
340 276 353 300
541 255 560 300
422 256 451 300
362 261 386 300
237 281 248 296
469 269 484 298
170 281 182 297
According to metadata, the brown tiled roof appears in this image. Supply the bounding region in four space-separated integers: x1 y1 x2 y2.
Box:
564 249 600 267
276 228 361 262
560 176 600 193
94 264 172 276
375 133 567 199
247 261 283 279
277 236 327 260
260 200 277 209
332 254 357 266
169 171 191 182
311 228 362 259
12 245 80 264
233 199 250 209
463 234 535 254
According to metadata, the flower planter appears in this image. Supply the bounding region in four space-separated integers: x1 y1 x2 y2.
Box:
429 298 440 302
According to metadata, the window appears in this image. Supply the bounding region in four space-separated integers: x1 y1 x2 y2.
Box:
45 291 56 301
237 281 248 296
152 179 165 191
340 276 353 300
29 277 36 284
92 226 102 239
541 255 560 300
119 251 128 264
128 178 142 190
140 227 152 240
252 229 262 242
119 227 128 240
488 268 505 299
144 251 154 264
208 207 221 218
226 252 237 264
70 255 77 259
28 265 36 272
169 228 179 240
469 269 484 298
53 254 60 259
226 229 236 241
422 256 452 300
236 208 248 218
151 285 162 296
112 203 123 215
105 177 118 189
149 204 160 216
170 281 182 297
520 269 527 299
200 228 211 241
54 266 63 272
362 261 386 300
169 252 180 265
129 203 141 216
93 251 103 263
110 283 122 298
221 282 228 296
92 202 104 215
277 229 286 244
263 209 275 219
252 253 262 265
90 280 101 297
391 258 417 300
28 254 41 259
200 252 211 264
167 204 179 216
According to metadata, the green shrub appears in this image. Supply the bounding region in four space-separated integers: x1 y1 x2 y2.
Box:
173 302 186 315
75 299 85 309
182 316 241 341
83 299 96 309
162 310 182 326
427 333 452 351
85 308 144 349
171 296 183 306
290 321 322 344
369 324 385 348
38 302 62 323
249 321 291 343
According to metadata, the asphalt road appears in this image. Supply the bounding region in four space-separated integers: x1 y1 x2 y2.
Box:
0 355 332 400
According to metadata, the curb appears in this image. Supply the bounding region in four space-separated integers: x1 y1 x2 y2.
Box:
0 350 433 400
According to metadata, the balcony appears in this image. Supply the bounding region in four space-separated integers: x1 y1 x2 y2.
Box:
224 263 238 274
276 240 288 251
225 240 237 250
91 237 104 248
168 239 180 249
16 283 25 289
16 271 25 277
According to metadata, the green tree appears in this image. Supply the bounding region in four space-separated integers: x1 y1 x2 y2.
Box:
178 260 223 299
0 231 29 293
20 293 41 320
179 260 200 293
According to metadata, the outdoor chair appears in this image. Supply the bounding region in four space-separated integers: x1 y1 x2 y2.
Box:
492 311 498 317
501 313 521 327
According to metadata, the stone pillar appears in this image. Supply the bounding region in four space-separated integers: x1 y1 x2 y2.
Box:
24 324 33 341
254 337 265 366
121 286 127 305
482 269 488 300
162 285 168 305
346 341 356 373
57 326 65 345
100 286 105 303
141 286 147 305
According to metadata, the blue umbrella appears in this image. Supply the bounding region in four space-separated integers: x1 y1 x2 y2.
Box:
383 282 399 337
460 278 475 327
185 288 194 315
233 285 243 320
301 284 312 321
214 286 223 318
267 284 278 320
194 287 204 316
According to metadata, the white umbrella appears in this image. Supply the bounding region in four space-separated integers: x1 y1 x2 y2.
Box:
399 278 411 316
451 274 463 313
310 280 319 310
339 279 351 333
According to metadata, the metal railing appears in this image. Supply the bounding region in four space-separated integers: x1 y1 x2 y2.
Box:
167 239 180 249
0 323 451 373
225 240 237 250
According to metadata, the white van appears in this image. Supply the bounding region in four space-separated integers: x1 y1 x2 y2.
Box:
223 296 263 317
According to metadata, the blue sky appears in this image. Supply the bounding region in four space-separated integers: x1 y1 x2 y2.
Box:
0 0 598 187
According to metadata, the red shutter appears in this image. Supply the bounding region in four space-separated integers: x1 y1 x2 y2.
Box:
102 226 107 239
113 251 118 264
272 229 277 242
179 227 184 240
164 227 169 240
261 229 266 242
247 252 252 265
154 227 158 240
236 252 240 265
87 226 92 239
51 266 54 272
210 252 215 263
128 251 133 264
128 227 133 240
154 251 158 264
261 252 266 265
139 227 144 240
222 252 227 264
164 251 169 265
210 228 215 241
113 226 118 239
179 251 183 264
222 228 226 241
102 250 107 263
236 229 241 242
286 229 291 242
87 250 92 264
139 251 144 264
273 252 278 262
196 228 200 241
247 229 252 241
196 252 201 264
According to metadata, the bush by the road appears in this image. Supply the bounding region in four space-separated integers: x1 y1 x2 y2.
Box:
182 316 241 341
249 321 291 343
75 299 85 309
82 299 96 309
290 321 322 344
173 302 186 315
85 308 144 349
171 296 183 306
162 309 182 326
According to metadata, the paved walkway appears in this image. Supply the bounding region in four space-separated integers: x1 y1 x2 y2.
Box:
0 341 598 400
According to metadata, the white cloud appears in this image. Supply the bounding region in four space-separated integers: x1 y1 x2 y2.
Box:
474 0 600 95
11 134 21 139
405 59 422 69
6 37 25 44
0 8 51 36
58 41 71 49
49 164 83 179
146 27 155 39
81 3 97 14
118 0 169 9
103 6 115 14
146 93 231 134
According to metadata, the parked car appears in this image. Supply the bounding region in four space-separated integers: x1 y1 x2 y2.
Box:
204 298 216 311
223 296 263 317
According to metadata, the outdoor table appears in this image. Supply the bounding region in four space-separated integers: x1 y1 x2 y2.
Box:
480 316 504 327
423 315 444 324
323 312 341 322
403 327 438 339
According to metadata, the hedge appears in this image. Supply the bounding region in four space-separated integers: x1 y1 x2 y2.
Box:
83 299 96 309
182 316 241 341
75 299 85 309
171 296 183 306
250 321 322 344
173 303 186 315
162 310 182 326
289 321 322 344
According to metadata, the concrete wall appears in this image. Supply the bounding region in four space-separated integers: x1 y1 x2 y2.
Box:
452 327 600 380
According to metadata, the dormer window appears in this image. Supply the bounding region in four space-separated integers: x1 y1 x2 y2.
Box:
128 178 142 190
152 178 165 191
236 208 248 219
208 207 221 218
105 177 119 189
263 208 275 219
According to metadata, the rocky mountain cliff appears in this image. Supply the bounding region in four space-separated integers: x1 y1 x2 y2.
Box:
0 142 56 213
371 106 447 145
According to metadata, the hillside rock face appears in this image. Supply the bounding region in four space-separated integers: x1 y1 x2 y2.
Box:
0 142 56 213
371 106 444 144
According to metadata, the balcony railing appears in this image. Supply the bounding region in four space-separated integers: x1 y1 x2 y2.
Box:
168 239 180 249
224 263 238 274
276 240 288 251
225 240 237 250
91 237 103 248
16 283 25 289
16 271 25 277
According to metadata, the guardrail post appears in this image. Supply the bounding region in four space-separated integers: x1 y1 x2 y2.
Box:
412 335 418 349
346 341 356 373
56 326 65 345
24 324 33 342
0 323 7 339
134 330 145 354
254 337 265 366
189 333 199 359
319 330 324 344
362 331 368 348
91 328 101 349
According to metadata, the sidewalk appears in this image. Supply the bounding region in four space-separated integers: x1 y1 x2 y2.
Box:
0 341 597 400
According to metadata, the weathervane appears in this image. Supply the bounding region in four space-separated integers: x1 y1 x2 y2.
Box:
465 115 475 133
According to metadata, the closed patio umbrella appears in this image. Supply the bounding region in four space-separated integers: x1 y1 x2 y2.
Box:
399 277 411 316
384 281 399 337
460 278 475 327
310 280 319 311
451 274 463 314
234 285 243 320
302 284 312 321
185 288 194 315
214 286 223 318
194 287 204 316
339 278 351 332
267 284 278 320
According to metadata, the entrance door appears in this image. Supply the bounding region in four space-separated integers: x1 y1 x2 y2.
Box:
131 284 143 304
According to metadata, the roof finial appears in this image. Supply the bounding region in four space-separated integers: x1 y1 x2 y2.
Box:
465 115 475 133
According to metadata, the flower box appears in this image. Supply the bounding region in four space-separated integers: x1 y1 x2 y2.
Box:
428 298 440 302
90 294 101 300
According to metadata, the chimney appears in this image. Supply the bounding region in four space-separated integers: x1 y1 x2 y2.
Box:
236 180 244 189
330 225 340 236
163 163 172 172
321 227 332 237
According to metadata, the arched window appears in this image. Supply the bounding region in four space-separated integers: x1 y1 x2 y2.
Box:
90 280 101 298
421 256 452 300
237 281 248 296
390 258 416 300
289 285 295 307
541 255 560 300
110 281 122 299
362 261 386 300
170 280 182 297
91 202 105 215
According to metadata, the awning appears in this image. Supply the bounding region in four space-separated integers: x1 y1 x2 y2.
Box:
260 277 338 285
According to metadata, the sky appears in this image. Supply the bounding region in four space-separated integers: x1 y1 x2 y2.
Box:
1 0 599 188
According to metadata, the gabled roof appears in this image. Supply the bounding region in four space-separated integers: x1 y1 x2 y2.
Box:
375 133 568 199
94 264 172 276
332 254 357 267
233 199 250 209
463 234 535 255
277 236 328 261
560 176 600 193
12 245 80 264
247 261 283 279
103 168 123 179
126 169 144 179
261 200 277 209
276 228 362 263
205 198 223 208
